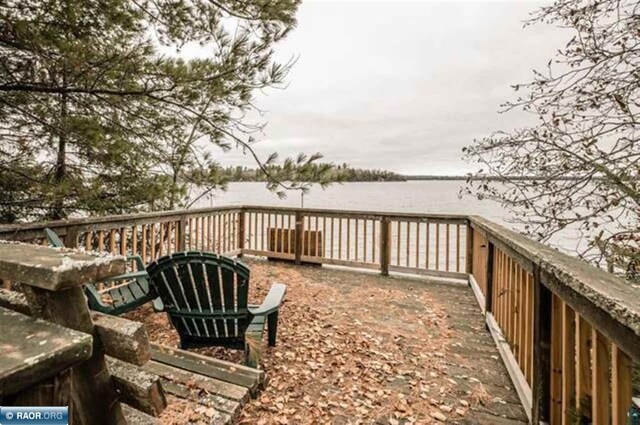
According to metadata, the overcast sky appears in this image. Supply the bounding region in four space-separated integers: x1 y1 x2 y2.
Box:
219 0 569 175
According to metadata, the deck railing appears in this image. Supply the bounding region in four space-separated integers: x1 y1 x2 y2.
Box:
0 205 638 424
469 215 640 424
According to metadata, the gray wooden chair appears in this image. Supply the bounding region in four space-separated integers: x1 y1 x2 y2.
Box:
146 251 286 368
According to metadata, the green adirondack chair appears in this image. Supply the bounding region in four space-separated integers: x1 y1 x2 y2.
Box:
146 252 286 368
44 228 163 315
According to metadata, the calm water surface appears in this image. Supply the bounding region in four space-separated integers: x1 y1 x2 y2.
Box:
195 181 583 255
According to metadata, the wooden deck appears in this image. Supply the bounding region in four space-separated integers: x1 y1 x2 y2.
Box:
257 260 529 424
3 205 638 423
131 258 527 424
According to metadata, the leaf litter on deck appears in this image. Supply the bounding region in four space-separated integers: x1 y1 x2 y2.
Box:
126 260 482 424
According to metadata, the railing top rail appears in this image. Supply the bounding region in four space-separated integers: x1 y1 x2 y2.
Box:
0 205 468 239
0 205 243 238
241 204 469 221
469 215 640 353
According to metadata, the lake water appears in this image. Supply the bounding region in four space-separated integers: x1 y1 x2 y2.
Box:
196 181 584 255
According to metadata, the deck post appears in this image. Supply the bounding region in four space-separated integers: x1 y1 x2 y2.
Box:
532 264 552 424
294 211 304 265
465 221 473 276
237 210 245 257
65 225 79 248
484 242 494 314
380 217 391 276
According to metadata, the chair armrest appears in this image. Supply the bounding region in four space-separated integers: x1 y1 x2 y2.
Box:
249 283 286 316
151 297 165 312
104 270 147 283
127 255 146 272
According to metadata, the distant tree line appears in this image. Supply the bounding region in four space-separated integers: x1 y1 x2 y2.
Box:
405 175 601 181
223 163 406 182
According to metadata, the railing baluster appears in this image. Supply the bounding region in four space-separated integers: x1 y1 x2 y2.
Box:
159 222 165 256
107 229 114 254
346 218 351 261
456 224 461 272
380 217 391 276
591 329 610 424
513 260 520 357
228 213 232 251
496 250 503 325
140 226 146 261
363 219 367 262
525 272 533 384
201 216 207 251
415 222 420 268
307 216 312 257
323 216 327 258
85 231 93 251
435 224 440 270
372 219 376 263
131 226 137 257
255 213 259 252
465 222 473 274
445 223 450 271
425 222 430 269
396 221 400 266
611 344 632 424
550 294 562 423
575 314 592 420
266 213 273 251
532 265 552 424
237 211 245 256
217 214 222 252
330 217 335 259
354 218 359 262
178 216 187 251
338 218 343 260
174 220 178 253
150 223 156 259
274 214 279 253
315 216 319 258
561 301 576 424
405 221 410 267
518 267 526 368
288 214 292 254
294 211 303 265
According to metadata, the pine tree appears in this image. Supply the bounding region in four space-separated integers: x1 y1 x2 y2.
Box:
0 0 310 222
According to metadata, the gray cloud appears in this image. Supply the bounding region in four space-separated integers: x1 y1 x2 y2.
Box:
216 0 568 175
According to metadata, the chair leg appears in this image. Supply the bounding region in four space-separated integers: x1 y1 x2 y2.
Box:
179 337 189 350
268 312 278 347
244 332 261 368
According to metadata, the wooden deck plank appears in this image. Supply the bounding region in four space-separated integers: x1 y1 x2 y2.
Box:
142 360 250 404
151 343 263 390
161 380 241 417
122 404 161 425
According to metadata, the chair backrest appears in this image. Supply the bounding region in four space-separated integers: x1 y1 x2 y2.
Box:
44 228 65 248
146 252 251 341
